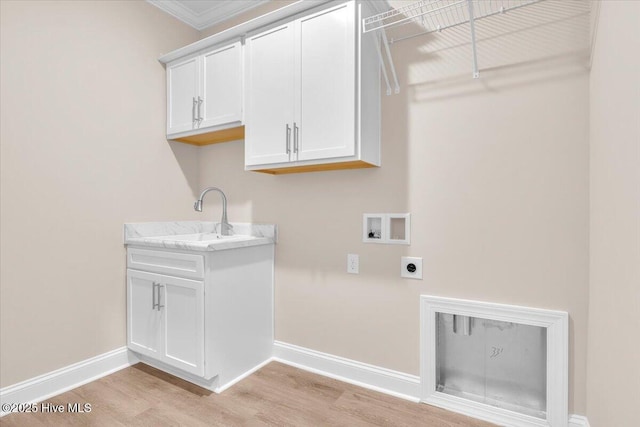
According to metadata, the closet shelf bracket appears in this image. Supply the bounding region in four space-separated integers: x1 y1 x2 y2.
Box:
467 0 479 79
373 28 400 96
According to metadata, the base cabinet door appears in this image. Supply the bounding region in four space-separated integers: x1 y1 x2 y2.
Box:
127 270 162 359
127 269 205 377
161 275 205 377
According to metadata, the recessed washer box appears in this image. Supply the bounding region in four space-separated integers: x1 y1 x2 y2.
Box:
363 213 410 245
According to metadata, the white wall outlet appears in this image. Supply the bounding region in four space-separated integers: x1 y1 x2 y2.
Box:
347 254 359 274
401 256 422 279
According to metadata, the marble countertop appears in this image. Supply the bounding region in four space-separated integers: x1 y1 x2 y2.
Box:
124 221 277 252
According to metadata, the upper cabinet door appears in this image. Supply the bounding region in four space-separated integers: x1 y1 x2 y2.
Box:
244 24 296 166
167 57 199 135
200 42 243 129
296 2 356 162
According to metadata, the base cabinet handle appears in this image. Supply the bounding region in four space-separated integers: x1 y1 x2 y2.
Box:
157 284 165 310
151 282 164 311
152 282 158 310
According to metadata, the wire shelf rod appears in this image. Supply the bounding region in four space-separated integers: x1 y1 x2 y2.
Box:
363 0 467 33
387 0 544 44
362 0 546 91
363 0 543 37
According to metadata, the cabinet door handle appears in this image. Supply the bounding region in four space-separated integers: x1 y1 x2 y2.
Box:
192 97 197 125
157 284 165 310
152 282 158 310
293 122 299 154
285 124 291 155
197 96 203 124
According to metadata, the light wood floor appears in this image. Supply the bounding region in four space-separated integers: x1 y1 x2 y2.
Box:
1 362 495 426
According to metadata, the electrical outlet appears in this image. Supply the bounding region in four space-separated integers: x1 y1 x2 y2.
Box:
401 256 422 279
347 254 359 274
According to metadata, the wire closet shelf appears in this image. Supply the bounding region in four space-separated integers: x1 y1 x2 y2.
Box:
363 0 544 93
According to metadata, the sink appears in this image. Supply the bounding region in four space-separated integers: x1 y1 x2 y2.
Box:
147 233 254 243
124 222 276 252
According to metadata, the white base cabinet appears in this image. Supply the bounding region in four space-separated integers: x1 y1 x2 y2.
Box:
126 244 274 391
127 269 205 376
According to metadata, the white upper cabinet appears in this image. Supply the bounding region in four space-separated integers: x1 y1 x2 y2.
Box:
244 24 295 166
167 57 199 136
166 41 243 143
200 43 242 129
296 5 356 162
244 1 380 174
160 1 380 170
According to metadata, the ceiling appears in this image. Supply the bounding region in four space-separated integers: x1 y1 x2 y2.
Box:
147 0 271 31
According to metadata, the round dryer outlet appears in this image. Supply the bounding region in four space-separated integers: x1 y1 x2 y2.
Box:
401 257 422 279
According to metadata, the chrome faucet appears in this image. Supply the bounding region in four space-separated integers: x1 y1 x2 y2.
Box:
194 187 233 236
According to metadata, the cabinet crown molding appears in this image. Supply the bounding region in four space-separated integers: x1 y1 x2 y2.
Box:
148 0 271 32
158 1 331 65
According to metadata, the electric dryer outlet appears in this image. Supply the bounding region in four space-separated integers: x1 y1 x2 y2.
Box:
401 256 422 279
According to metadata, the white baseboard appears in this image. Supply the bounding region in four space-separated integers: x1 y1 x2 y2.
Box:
273 340 421 402
274 341 590 427
133 354 271 394
215 358 272 393
0 347 138 417
134 354 217 391
568 414 591 427
0 342 591 427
